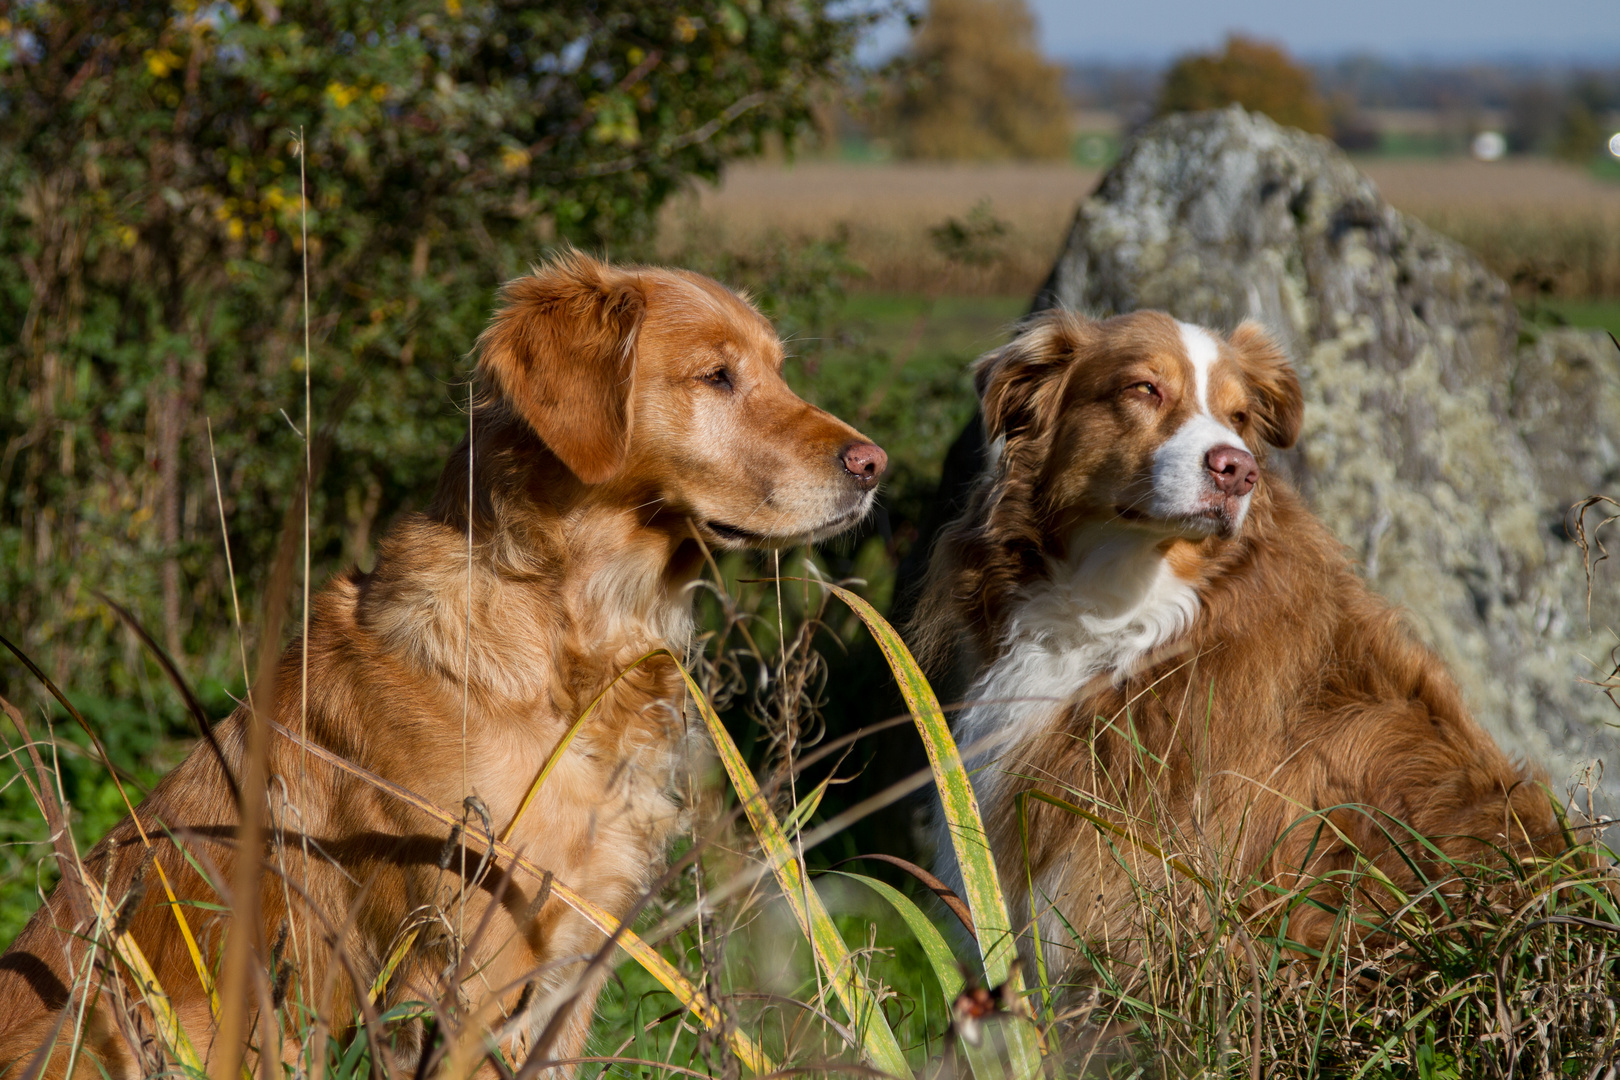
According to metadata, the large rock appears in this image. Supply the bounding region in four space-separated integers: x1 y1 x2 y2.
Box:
913 106 1620 804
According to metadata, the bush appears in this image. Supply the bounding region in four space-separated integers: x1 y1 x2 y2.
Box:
881 0 1071 161
0 0 867 713
1158 36 1330 137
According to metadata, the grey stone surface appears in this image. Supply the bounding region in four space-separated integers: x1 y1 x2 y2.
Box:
1031 106 1620 804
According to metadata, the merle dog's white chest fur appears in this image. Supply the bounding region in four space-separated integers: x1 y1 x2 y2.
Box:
935 527 1199 889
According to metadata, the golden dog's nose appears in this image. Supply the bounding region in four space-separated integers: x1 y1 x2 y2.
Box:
841 442 888 485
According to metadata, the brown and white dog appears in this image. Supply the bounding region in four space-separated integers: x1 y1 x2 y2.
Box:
915 308 1563 976
0 253 886 1075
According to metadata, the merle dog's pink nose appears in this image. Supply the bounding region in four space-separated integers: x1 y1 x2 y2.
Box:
841 442 887 485
1206 445 1258 497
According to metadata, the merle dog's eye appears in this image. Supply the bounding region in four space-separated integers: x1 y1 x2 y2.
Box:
700 367 732 390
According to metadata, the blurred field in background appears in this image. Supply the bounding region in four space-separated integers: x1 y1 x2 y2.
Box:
662 156 1620 316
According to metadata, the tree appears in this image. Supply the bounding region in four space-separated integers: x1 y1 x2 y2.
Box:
0 0 864 712
885 0 1071 161
1507 82 1564 155
1554 75 1614 162
1157 35 1330 136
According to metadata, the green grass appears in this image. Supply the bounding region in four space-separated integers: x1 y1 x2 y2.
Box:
587 877 958 1071
1071 132 1119 168
1365 131 1466 159
1590 156 1620 184
1530 297 1620 339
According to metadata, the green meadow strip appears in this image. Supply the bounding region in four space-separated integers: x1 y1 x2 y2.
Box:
672 661 914 1078
820 583 1043 1079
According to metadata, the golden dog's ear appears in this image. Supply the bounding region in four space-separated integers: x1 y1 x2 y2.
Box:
476 253 647 484
1229 320 1303 450
974 312 1087 440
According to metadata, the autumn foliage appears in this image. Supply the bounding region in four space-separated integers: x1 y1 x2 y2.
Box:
1157 35 1330 136
884 0 1071 161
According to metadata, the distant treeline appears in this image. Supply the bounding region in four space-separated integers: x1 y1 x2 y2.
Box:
1069 55 1620 156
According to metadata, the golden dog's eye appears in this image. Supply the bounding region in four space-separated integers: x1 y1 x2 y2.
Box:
699 367 733 391
1232 410 1249 427
1129 381 1159 400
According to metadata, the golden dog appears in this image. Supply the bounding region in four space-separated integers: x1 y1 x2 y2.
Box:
0 252 887 1075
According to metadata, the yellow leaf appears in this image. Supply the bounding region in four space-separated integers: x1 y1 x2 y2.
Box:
325 81 358 109
499 145 530 174
82 874 203 1071
144 49 182 78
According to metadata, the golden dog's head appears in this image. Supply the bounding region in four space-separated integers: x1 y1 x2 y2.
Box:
475 252 885 549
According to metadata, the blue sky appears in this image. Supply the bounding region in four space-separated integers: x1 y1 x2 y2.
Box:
867 0 1620 62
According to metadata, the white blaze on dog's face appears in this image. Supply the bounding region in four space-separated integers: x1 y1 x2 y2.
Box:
476 254 886 548
976 310 1301 542
1147 322 1256 534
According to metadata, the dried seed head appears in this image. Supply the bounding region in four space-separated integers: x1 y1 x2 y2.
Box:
437 823 463 871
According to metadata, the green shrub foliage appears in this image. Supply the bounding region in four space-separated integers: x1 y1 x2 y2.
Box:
0 0 863 714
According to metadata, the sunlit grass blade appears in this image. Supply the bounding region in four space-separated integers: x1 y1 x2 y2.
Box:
0 633 223 1022
819 582 1042 1078
264 717 773 1075
781 771 834 838
821 870 965 1001
1017 789 1210 889
670 660 913 1078
80 873 204 1072
501 649 676 842
816 587 1014 974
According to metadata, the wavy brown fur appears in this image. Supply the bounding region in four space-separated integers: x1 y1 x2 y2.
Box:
914 308 1565 972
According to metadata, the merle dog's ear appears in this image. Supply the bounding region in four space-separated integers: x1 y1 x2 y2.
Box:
974 312 1090 441
1229 320 1303 450
476 252 647 484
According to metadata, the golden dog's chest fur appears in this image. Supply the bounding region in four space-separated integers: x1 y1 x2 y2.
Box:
0 253 884 1076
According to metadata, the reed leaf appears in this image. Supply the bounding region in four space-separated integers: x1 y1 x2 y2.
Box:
821 870 965 1001
670 660 914 1078
80 873 204 1073
816 585 1015 978
819 583 1042 1078
371 649 678 1003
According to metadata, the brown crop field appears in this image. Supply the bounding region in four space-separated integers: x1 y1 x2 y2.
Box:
660 157 1620 299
